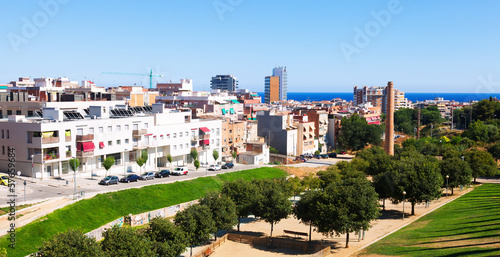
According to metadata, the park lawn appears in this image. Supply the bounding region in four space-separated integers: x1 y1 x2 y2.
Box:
359 183 500 257
2 167 287 257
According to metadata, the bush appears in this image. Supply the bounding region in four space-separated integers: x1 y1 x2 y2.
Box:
273 161 281 165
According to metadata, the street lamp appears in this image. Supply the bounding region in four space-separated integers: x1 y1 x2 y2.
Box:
413 127 417 139
446 175 449 197
431 124 434 138
402 191 406 220
31 154 34 182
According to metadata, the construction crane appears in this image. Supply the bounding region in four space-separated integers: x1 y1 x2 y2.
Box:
102 69 163 89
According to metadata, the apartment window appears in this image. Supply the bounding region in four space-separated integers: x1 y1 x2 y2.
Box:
144 123 148 129
191 131 195 137
133 124 138 130
117 140 121 145
173 145 177 150
216 139 220 146
2 146 4 155
1 130 3 138
99 127 103 133
160 135 164 140
125 124 129 130
77 128 83 136
211 139 214 145
216 128 220 135
173 133 176 138
108 141 112 146
0 110 2 118
180 144 183 149
185 131 188 137
108 126 112 132
117 125 121 131
179 132 183 138
27 111 33 117
7 130 9 139
185 143 188 149
224 139 226 143
16 110 21 115
125 139 129 144
7 110 12 116
89 128 94 134
167 134 171 139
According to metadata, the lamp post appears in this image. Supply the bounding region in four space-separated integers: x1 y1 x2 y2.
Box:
402 191 406 220
431 124 433 138
31 154 34 182
446 175 449 197
413 127 416 139
23 181 26 202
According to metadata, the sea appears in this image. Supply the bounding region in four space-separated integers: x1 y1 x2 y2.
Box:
256 92 500 103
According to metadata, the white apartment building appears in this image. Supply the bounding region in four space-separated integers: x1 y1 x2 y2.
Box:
0 104 221 178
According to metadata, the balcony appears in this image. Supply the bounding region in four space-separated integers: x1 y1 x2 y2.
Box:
133 129 147 137
65 136 71 142
132 141 149 149
76 134 94 141
42 137 60 144
191 135 199 141
43 153 60 161
77 151 94 157
200 134 210 140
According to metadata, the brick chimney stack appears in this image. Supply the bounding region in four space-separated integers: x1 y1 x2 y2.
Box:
385 81 394 155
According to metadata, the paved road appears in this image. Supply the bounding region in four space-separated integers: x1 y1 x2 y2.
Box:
0 156 354 207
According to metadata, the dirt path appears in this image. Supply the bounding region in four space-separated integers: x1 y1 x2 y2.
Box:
211 187 475 257
0 197 73 237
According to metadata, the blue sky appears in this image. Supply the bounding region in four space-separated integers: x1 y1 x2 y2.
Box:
1 0 499 93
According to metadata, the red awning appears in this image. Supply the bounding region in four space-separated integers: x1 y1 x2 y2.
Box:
191 128 198 130
99 142 105 149
200 127 210 133
368 121 381 125
145 134 153 136
82 142 95 152
204 139 210 145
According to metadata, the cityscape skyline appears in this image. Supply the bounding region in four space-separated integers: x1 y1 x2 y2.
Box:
2 1 500 93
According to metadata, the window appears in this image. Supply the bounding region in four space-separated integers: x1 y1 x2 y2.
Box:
7 110 12 116
108 141 112 146
173 133 177 138
77 128 83 136
28 111 33 117
16 110 21 115
108 126 112 132
117 140 121 145
117 125 121 131
144 123 148 129
173 145 177 150
180 144 183 149
216 128 220 135
6 130 9 139
89 128 94 134
2 146 4 155
0 110 2 118
179 132 183 138
125 124 129 130
133 124 138 130
99 127 103 133
167 134 171 139
185 143 189 149
216 139 220 146
1 130 3 138
191 131 195 137
185 131 188 137
125 139 129 144
211 139 214 145
160 135 164 140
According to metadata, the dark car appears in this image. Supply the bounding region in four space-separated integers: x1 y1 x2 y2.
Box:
313 154 321 159
99 176 119 185
140 172 155 180
328 152 337 158
155 170 171 178
320 154 329 159
222 163 234 169
120 174 140 183
295 157 306 162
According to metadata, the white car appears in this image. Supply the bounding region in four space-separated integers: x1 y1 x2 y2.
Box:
208 165 221 171
171 167 189 175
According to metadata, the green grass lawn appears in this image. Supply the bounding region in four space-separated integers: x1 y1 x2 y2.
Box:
2 167 287 257
360 183 500 257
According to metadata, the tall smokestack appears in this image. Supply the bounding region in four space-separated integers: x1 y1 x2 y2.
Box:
385 81 394 155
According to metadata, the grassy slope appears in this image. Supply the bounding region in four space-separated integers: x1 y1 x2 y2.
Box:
3 167 287 257
360 184 500 257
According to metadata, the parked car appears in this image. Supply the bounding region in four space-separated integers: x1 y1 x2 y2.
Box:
155 170 171 178
0 175 11 186
209 164 221 171
139 172 155 180
328 152 337 158
295 157 306 162
301 153 313 159
313 154 321 159
99 176 119 185
222 163 234 169
172 167 189 175
119 174 140 183
320 154 329 159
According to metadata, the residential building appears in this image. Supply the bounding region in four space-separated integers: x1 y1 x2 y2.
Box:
273 66 287 101
293 115 315 155
239 142 269 165
210 75 238 92
354 86 411 113
264 76 280 104
156 79 193 96
257 111 297 156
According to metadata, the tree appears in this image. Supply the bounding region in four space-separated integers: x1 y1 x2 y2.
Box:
221 179 257 231
136 150 148 173
166 153 173 171
69 158 80 173
174 204 216 256
394 108 416 135
355 147 395 176
33 228 105 257
372 170 398 210
294 190 321 242
103 156 115 177
199 191 237 240
421 106 443 125
464 149 498 183
101 225 153 257
314 150 320 155
145 217 188 257
301 174 321 191
190 148 198 162
269 147 279 154
338 114 383 151
440 157 472 195
394 151 443 215
212 150 219 163
287 176 305 201
473 98 500 121
488 142 500 161
232 151 238 161
253 179 293 237
317 166 342 189
194 159 200 170
462 120 498 142
312 174 380 248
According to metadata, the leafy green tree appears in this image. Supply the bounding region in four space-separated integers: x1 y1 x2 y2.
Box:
301 174 321 191
69 158 80 173
190 148 198 162
316 166 342 189
314 150 321 155
338 114 383 151
421 106 443 125
462 120 498 142
269 147 279 154
488 142 500 161
253 179 293 237
464 149 498 183
394 151 443 215
101 226 153 257
174 204 216 255
199 191 237 240
372 170 398 210
166 153 173 170
221 179 257 231
145 217 188 257
355 147 395 176
194 159 200 170
212 150 219 163
440 157 472 195
294 190 321 242
473 98 500 121
287 176 305 201
394 108 416 134
232 151 238 160
136 150 148 173
33 228 105 257
103 156 115 177
312 174 380 248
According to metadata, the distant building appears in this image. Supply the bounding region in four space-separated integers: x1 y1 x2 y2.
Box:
210 75 238 92
354 86 411 113
264 67 287 103
157 79 193 96
257 110 297 156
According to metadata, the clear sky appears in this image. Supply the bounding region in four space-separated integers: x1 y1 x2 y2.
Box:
1 0 499 93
